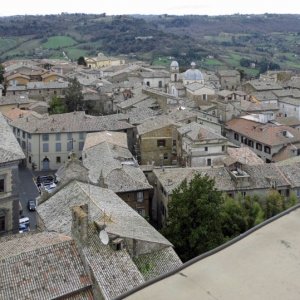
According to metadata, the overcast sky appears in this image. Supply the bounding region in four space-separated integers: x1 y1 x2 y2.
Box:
1 0 299 16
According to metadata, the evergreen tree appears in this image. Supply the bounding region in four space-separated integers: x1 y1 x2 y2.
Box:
162 174 224 262
65 77 84 112
49 96 66 114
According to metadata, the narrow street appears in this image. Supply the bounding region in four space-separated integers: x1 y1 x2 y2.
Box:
18 166 40 229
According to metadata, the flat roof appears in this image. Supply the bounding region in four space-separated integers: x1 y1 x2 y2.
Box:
122 205 300 300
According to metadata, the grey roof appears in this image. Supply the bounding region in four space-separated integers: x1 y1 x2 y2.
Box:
185 82 207 92
276 161 300 188
0 113 25 164
137 115 176 135
82 225 144 300
251 91 278 102
217 70 240 77
83 132 152 193
275 116 300 126
153 167 235 195
279 97 300 106
240 99 278 112
154 163 291 195
244 80 282 91
27 81 68 90
6 85 27 91
272 88 300 99
226 147 264 166
134 247 182 281
10 111 133 134
0 232 93 300
178 122 226 142
37 180 170 245
0 95 30 105
140 71 169 78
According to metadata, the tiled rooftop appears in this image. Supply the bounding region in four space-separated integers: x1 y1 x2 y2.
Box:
134 246 182 281
83 133 152 193
226 118 300 146
0 113 25 164
82 225 144 300
137 115 176 135
10 111 133 134
37 180 170 245
0 232 93 300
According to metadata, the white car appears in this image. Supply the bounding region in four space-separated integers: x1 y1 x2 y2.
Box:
43 182 56 193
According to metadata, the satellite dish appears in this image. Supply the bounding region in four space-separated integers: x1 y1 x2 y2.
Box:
99 229 109 245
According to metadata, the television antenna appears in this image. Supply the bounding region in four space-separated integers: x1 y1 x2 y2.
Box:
99 228 109 245
99 209 109 245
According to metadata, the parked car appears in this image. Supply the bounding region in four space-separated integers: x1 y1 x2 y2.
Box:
19 223 30 233
27 199 36 211
19 217 30 233
37 175 55 185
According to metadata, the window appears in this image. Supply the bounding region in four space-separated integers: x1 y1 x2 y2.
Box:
264 146 271 154
79 132 84 140
158 81 162 88
205 147 208 152
157 139 166 147
256 143 262 151
42 133 49 141
22 131 26 139
0 216 5 232
146 81 150 87
207 158 211 166
248 139 254 148
56 133 61 141
28 142 31 152
28 133 31 139
17 129 20 136
56 143 61 152
137 191 144 202
43 143 49 152
21 141 26 149
67 141 73 151
56 156 61 163
0 178 4 192
172 140 176 146
13 127 16 134
28 156 31 164
67 132 72 140
163 153 168 160
79 141 84 151
222 145 225 152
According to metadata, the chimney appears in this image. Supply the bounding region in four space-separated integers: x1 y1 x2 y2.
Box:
98 170 108 188
71 203 89 244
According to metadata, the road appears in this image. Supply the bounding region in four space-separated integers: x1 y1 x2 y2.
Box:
18 166 40 229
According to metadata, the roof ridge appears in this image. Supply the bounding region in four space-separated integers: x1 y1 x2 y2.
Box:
75 181 114 224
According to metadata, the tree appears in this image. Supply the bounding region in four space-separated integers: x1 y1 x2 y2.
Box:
0 64 4 84
77 56 87 66
49 96 66 114
162 174 224 262
65 77 84 112
264 190 284 218
221 196 247 240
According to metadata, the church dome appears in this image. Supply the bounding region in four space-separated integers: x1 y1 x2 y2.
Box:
170 61 179 68
183 62 204 81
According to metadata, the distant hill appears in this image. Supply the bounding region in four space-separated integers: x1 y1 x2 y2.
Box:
0 13 300 76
